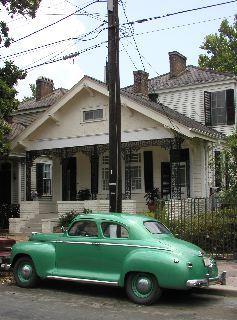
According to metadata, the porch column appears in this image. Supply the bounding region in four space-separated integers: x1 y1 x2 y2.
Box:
90 146 99 200
25 151 33 201
170 138 182 199
124 147 132 199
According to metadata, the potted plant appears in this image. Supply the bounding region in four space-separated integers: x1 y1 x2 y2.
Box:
144 187 161 212
77 188 91 201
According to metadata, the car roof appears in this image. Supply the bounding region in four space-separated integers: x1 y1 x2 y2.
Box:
73 212 152 225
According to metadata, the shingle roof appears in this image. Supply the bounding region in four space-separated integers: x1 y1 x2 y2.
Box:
8 122 26 140
17 88 68 111
123 66 237 93
85 76 224 139
121 90 224 139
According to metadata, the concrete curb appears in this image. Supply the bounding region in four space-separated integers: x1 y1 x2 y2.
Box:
194 285 237 297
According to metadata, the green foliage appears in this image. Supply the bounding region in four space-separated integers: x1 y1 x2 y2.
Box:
0 0 42 47
218 130 237 203
198 15 237 74
58 208 92 228
0 61 26 154
144 187 161 205
0 1 41 154
160 209 237 255
22 83 36 102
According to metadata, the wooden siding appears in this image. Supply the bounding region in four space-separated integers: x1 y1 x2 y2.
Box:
158 82 236 135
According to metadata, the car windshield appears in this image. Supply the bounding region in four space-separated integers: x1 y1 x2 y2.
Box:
144 221 171 234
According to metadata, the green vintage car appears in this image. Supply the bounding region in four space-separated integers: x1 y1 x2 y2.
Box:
7 213 226 304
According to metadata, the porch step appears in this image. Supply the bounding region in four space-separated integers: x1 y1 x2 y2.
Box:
19 214 59 234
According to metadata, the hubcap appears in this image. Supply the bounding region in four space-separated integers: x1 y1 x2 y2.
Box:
131 274 153 298
136 278 151 294
19 264 32 281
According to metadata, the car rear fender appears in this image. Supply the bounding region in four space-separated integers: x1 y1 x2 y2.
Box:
11 242 56 278
120 248 189 288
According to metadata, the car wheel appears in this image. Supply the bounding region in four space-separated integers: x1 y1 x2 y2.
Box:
13 256 39 288
125 272 162 305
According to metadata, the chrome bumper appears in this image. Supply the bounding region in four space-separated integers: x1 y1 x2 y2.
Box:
0 263 11 271
186 271 226 288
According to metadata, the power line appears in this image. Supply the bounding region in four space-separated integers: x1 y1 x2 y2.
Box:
120 0 145 70
121 0 237 27
0 0 102 48
123 15 234 39
22 13 234 72
24 40 108 71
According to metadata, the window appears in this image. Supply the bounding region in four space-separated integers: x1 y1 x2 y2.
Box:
144 221 171 234
172 163 186 187
36 162 52 196
204 89 235 126
83 108 103 122
101 222 129 238
125 153 142 190
43 164 52 195
101 155 109 191
68 220 98 237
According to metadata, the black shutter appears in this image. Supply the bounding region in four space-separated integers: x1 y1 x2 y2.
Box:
204 91 212 126
215 151 222 188
36 163 44 197
144 151 153 192
69 157 77 201
226 89 235 125
161 162 171 198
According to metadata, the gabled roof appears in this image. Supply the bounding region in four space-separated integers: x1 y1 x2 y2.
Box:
86 76 223 139
11 75 224 151
123 66 237 92
17 88 68 111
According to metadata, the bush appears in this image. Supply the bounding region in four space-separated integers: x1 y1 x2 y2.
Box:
58 208 92 228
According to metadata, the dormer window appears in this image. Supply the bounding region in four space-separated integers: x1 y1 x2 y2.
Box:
82 107 104 123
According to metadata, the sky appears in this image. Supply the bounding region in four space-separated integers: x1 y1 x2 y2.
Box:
0 0 237 100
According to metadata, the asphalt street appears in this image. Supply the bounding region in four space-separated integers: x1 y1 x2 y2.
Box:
0 280 236 320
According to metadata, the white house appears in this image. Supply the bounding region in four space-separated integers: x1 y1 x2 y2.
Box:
2 52 235 233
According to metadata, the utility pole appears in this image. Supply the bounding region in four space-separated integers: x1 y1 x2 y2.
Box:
107 0 122 212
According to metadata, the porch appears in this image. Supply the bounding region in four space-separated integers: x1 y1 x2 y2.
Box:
24 136 209 213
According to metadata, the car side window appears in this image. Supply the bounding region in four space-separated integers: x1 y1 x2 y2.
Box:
101 222 129 238
68 220 98 237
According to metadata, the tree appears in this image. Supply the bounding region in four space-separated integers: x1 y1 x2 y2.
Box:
0 61 26 153
219 130 237 203
0 1 41 154
22 83 36 102
198 15 237 75
0 0 41 47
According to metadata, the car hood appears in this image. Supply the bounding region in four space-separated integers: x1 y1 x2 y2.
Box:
29 233 63 242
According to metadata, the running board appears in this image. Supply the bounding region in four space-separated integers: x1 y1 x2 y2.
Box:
47 275 119 286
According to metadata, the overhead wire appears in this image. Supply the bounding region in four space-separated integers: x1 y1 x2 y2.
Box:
22 13 235 72
120 0 237 27
0 0 102 48
120 0 145 70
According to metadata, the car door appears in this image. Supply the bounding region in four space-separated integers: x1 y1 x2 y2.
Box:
54 219 101 279
93 221 133 282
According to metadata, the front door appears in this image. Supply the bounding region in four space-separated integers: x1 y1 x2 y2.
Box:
62 157 76 201
0 162 11 204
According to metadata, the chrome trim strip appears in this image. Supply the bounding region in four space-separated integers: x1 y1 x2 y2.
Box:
50 240 170 251
47 275 118 286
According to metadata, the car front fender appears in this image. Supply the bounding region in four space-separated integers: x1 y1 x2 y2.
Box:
11 242 56 278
